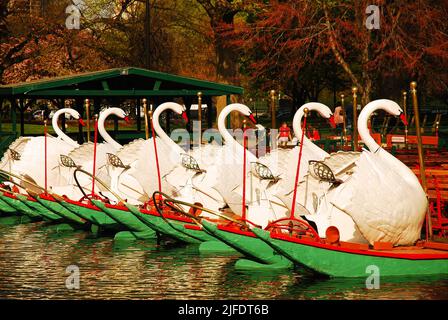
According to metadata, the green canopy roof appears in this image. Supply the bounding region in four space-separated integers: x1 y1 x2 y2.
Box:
0 67 243 97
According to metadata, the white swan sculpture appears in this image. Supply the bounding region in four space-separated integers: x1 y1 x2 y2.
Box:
0 108 84 190
0 108 84 172
261 103 333 196
106 102 188 204
51 108 85 148
330 99 427 245
164 103 259 216
52 107 128 198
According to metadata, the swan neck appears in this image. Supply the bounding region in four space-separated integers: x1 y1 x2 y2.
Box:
98 110 122 150
152 104 184 154
357 103 379 152
217 106 238 146
293 107 328 158
52 109 78 147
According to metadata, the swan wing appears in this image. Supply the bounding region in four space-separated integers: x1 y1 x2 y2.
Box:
0 136 32 170
331 151 427 245
126 138 179 196
115 138 147 165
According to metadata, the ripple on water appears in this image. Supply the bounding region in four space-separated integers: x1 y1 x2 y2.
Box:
0 223 447 299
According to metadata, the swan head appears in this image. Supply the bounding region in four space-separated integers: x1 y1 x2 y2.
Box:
57 108 86 126
300 102 333 119
100 107 129 123
366 99 406 124
295 102 334 129
156 102 189 123
226 103 257 124
180 105 189 123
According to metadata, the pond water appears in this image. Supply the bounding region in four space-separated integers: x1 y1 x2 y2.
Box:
0 222 447 300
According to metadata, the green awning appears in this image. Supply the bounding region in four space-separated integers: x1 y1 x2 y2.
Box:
0 67 243 98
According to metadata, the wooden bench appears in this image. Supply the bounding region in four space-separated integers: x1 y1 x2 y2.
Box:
413 170 448 237
387 134 439 149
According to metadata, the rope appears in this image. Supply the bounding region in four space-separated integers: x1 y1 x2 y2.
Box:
242 122 247 221
91 115 98 196
44 120 48 194
150 112 162 195
290 110 308 218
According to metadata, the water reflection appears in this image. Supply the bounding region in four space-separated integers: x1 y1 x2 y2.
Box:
0 223 447 299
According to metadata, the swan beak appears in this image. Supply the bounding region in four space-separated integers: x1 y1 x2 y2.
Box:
123 116 130 124
399 113 408 126
181 112 189 123
248 114 257 124
78 118 86 127
328 115 336 128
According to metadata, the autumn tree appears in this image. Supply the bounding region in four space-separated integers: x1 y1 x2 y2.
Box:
226 0 448 105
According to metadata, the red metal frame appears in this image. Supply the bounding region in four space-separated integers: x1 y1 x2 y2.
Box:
265 217 320 241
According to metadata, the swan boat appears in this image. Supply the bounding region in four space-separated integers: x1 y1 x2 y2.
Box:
196 103 340 268
0 108 134 233
105 103 259 245
88 102 192 240
27 108 131 232
246 100 447 277
0 108 85 224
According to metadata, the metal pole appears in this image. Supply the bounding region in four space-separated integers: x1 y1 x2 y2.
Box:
402 91 408 148
410 81 432 239
85 98 90 142
197 91 202 145
143 98 149 139
341 93 347 147
270 90 276 129
352 87 358 151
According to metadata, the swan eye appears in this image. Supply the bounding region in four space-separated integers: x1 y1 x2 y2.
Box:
60 155 77 168
181 153 201 171
107 153 129 169
252 162 278 181
9 149 21 161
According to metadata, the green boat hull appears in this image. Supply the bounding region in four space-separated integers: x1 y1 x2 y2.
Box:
91 200 151 233
253 228 448 277
124 204 202 244
58 200 121 230
0 214 33 225
0 194 42 220
14 194 63 222
36 196 88 227
113 229 158 241
0 197 18 215
201 220 292 270
198 240 241 254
